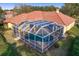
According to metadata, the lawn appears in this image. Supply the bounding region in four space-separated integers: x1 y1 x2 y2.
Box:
68 25 79 36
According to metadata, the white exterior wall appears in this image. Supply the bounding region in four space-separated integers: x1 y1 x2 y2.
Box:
5 14 14 18
63 21 75 33
8 23 14 29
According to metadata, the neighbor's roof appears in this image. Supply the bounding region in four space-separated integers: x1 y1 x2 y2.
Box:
4 11 17 15
4 11 75 26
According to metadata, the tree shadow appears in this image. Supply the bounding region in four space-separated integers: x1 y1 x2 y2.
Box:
67 36 79 56
0 33 21 56
0 33 46 56
0 33 7 43
1 43 21 56
17 44 47 56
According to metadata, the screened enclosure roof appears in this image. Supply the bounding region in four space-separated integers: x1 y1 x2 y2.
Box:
30 20 53 26
18 20 63 37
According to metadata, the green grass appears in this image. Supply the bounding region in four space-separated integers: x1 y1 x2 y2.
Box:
68 25 79 36
1 43 21 56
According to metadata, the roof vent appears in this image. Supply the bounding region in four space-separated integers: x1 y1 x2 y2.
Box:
56 8 60 13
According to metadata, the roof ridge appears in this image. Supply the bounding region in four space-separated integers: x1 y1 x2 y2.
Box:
56 12 66 25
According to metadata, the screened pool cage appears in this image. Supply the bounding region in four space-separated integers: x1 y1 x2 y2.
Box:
13 20 64 53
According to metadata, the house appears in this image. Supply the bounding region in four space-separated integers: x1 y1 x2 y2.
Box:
4 9 75 33
4 10 17 18
4 10 75 52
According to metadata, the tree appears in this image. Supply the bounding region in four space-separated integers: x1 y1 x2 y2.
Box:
13 5 33 14
13 5 56 14
68 36 79 56
61 3 79 19
0 7 4 24
0 7 4 14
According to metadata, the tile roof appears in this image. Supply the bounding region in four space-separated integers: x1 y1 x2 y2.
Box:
4 11 75 26
4 11 17 15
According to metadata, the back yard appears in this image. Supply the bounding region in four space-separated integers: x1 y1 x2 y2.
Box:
0 33 21 56
0 24 20 56
0 24 79 56
0 3 79 56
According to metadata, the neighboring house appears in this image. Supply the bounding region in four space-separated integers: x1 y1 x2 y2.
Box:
4 10 17 18
4 9 75 33
4 11 17 29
